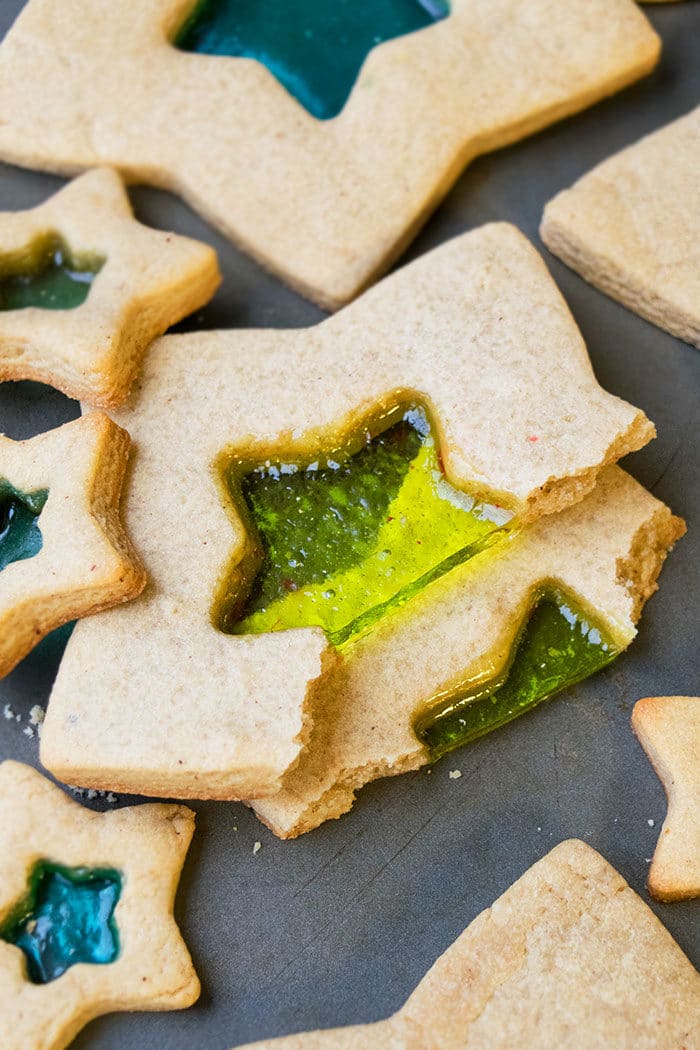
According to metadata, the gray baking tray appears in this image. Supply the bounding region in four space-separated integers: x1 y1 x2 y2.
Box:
0 2 698 1047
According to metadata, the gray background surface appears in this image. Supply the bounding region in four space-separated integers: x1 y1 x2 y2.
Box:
0 2 698 1048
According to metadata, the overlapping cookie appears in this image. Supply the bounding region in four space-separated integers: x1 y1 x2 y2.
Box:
541 105 700 349
0 168 220 406
633 696 700 902
0 413 145 679
0 761 199 1050
39 225 663 804
0 0 660 307
232 841 700 1049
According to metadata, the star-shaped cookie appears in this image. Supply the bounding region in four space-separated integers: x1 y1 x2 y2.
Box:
0 412 146 678
541 105 700 349
0 760 199 1050
0 0 659 307
230 841 700 1049
0 167 220 406
632 696 700 902
39 225 659 804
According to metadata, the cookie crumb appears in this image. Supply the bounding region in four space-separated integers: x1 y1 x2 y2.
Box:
3 703 15 721
29 705 45 725
448 769 462 780
253 841 262 855
647 818 655 827
22 725 34 738
233 825 238 832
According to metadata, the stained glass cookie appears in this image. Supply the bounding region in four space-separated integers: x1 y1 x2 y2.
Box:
0 168 220 407
230 841 700 1048
0 413 145 679
0 761 199 1050
633 696 700 902
541 106 700 350
38 225 664 804
0 0 659 308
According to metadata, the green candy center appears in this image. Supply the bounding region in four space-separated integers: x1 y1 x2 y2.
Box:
0 234 103 311
175 0 450 120
416 595 619 756
221 407 510 647
0 862 121 984
0 482 47 571
221 405 620 756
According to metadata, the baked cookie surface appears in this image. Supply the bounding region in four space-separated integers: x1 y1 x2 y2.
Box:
0 0 660 307
38 225 656 803
0 760 199 1050
633 696 700 902
541 106 700 349
0 413 145 679
231 840 700 1049
0 168 220 407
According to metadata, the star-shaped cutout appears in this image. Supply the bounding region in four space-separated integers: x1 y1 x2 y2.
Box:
0 0 659 307
229 841 700 1048
0 760 199 1050
38 225 659 804
0 412 146 679
0 168 220 406
632 696 700 902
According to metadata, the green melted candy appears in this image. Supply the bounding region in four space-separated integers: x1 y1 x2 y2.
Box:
222 407 511 647
417 596 620 757
0 482 48 571
0 234 104 311
0 862 121 984
175 0 450 119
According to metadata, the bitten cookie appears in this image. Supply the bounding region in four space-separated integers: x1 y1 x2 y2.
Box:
0 761 199 1050
0 413 146 678
541 106 700 349
0 168 220 406
39 225 655 803
632 696 700 902
0 0 659 308
231 841 700 1049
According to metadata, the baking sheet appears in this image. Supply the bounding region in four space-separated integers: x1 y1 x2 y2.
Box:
0 2 698 1047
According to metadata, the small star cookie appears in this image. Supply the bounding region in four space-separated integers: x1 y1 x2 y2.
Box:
0 760 199 1050
0 412 146 678
632 696 700 902
0 168 220 406
0 0 659 307
39 225 661 804
541 105 700 349
230 841 700 1049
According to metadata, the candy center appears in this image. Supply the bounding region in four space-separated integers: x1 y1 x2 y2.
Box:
175 0 450 119
0 234 104 311
0 862 121 984
0 482 47 571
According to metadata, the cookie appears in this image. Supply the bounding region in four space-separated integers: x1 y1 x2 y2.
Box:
0 413 145 679
0 760 199 1050
0 167 220 407
632 696 700 902
250 466 683 838
38 224 657 802
0 0 659 308
541 106 700 349
231 840 700 1049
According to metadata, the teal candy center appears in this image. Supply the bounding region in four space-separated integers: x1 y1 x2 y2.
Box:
416 595 619 757
0 234 104 312
175 0 450 120
0 482 48 571
0 863 121 984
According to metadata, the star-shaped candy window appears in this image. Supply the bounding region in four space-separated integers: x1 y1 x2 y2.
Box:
0 412 146 679
632 696 700 902
0 0 659 307
40 226 662 807
1 863 120 985
176 0 450 120
0 761 199 1050
0 168 220 407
